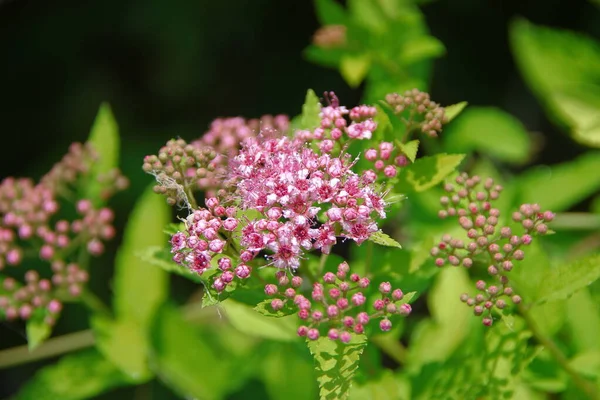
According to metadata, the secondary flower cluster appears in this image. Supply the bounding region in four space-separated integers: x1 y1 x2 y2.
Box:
264 262 411 342
0 142 127 325
431 173 554 326
385 89 448 138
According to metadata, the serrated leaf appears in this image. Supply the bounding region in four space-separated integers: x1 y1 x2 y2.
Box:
398 153 465 192
91 316 152 382
515 151 600 211
340 53 371 88
535 253 600 304
397 139 419 163
314 0 348 25
368 230 402 248
26 313 52 351
291 89 322 132
113 185 170 325
85 103 120 204
150 304 235 400
15 349 131 400
443 107 532 164
444 101 468 123
222 299 297 341
307 334 367 400
254 299 297 318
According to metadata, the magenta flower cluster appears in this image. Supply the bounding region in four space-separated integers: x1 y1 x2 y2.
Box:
431 173 554 326
0 142 127 325
264 262 411 342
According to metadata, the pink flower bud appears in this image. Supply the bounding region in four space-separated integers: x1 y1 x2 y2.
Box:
271 299 284 310
222 218 238 231
297 326 309 337
373 299 385 311
328 329 339 340
379 282 392 294
351 292 366 306
380 319 392 332
340 331 351 343
235 264 251 279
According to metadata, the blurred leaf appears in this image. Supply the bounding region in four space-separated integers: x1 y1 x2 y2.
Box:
307 334 368 400
349 370 410 399
566 289 600 352
409 236 435 273
443 101 468 123
137 245 203 284
291 89 322 132
91 316 152 382
397 139 419 163
515 151 600 211
368 230 402 248
535 253 600 304
399 36 445 65
340 53 371 88
261 343 317 400
398 154 465 192
150 304 234 400
347 0 386 33
314 0 348 25
254 299 297 318
510 18 600 147
113 184 169 325
84 103 120 203
442 107 532 164
304 45 346 68
569 351 600 378
26 312 52 351
222 299 298 341
15 349 130 400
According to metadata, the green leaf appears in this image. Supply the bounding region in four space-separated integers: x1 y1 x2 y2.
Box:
515 151 600 211
113 184 170 325
91 316 152 381
566 289 600 352
137 246 204 284
569 351 600 378
254 299 297 318
291 89 322 132
397 153 465 192
307 334 368 400
340 53 371 88
84 103 120 204
443 101 468 123
368 230 402 248
150 304 234 400
397 139 419 163
15 349 131 400
222 299 298 341
535 253 600 304
349 370 410 400
398 36 445 65
314 0 348 25
510 19 600 147
26 313 52 351
442 107 532 164
261 343 317 400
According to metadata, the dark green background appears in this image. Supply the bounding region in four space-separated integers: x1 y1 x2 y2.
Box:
0 0 598 398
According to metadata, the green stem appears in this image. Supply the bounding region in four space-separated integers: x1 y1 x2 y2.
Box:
79 290 112 318
318 252 329 276
370 334 407 365
518 304 600 400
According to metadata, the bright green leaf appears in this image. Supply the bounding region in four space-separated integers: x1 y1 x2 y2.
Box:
254 299 297 318
137 246 203 284
307 334 368 400
26 313 52 351
397 139 419 163
515 151 600 211
444 101 468 123
113 184 170 326
223 299 298 341
399 36 445 65
398 153 465 192
566 289 600 352
569 351 600 378
340 53 371 88
291 89 322 132
15 349 131 400
368 230 402 248
91 316 152 381
85 103 120 203
535 253 600 305
442 107 532 164
314 0 348 25
349 370 410 400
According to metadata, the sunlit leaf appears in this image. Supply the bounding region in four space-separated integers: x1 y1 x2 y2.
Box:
399 36 445 65
566 289 600 352
442 107 532 164
398 153 465 192
254 299 297 318
444 101 468 123
307 334 368 400
368 230 402 248
397 139 419 163
15 349 131 400
222 299 298 341
26 312 52 351
340 53 371 88
349 370 410 400
291 89 322 132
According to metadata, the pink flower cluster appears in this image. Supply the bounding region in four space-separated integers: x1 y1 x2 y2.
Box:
385 89 448 138
364 141 410 179
431 173 554 326
265 262 411 342
0 142 126 325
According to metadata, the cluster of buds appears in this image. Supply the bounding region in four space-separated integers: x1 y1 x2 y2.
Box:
264 262 411 342
312 25 347 49
364 141 409 179
0 142 127 325
431 173 554 326
385 89 448 138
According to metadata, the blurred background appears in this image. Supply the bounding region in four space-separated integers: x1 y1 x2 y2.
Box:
1 0 598 398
